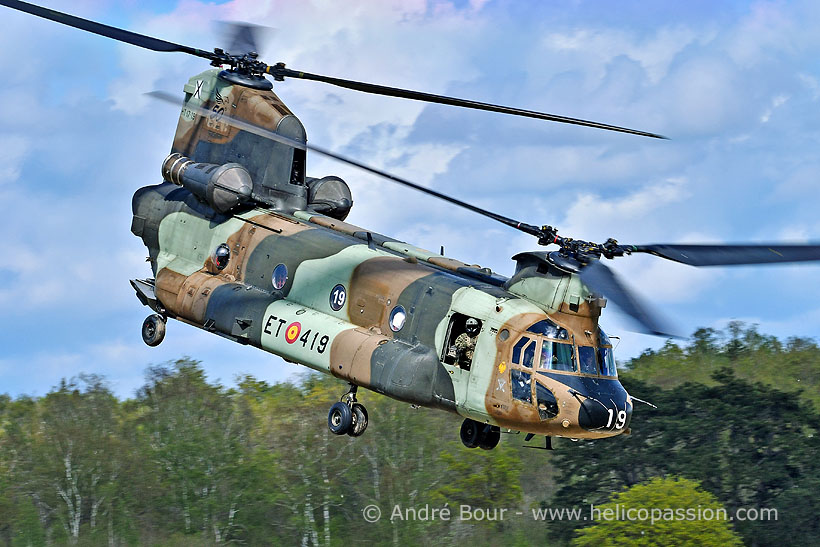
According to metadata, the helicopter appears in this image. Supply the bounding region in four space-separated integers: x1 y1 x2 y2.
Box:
4 0 820 450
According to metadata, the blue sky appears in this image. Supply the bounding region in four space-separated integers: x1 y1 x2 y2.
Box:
1 0 819 397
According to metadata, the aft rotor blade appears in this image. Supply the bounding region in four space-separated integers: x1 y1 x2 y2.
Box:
633 243 820 266
270 66 668 140
0 0 216 60
147 91 544 237
579 260 680 338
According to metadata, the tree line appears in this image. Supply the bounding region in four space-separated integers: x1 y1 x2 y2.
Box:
0 322 817 545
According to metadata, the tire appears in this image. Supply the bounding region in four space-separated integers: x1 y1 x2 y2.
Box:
478 426 501 450
460 419 480 448
328 402 353 435
348 403 369 437
142 314 166 347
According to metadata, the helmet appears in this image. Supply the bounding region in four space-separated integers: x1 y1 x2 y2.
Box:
465 317 480 336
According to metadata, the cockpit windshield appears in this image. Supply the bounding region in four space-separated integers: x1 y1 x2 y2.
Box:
598 328 617 377
511 320 617 378
538 340 576 372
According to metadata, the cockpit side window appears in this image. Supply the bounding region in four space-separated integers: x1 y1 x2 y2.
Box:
511 370 532 403
598 346 617 377
512 336 536 368
578 346 599 375
522 340 535 368
597 328 617 377
538 341 576 372
535 382 559 420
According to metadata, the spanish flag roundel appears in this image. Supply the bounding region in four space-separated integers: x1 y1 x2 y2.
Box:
285 322 301 344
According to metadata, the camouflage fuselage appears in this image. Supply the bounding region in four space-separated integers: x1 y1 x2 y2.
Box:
131 68 632 439
132 182 632 439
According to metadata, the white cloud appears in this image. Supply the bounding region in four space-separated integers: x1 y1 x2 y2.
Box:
557 178 690 241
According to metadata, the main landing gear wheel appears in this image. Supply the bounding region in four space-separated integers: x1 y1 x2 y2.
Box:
460 418 501 450
328 402 353 435
478 427 501 450
460 419 480 448
327 384 369 437
348 403 369 437
142 314 166 347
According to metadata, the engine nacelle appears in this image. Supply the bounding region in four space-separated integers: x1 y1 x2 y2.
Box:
162 153 252 213
306 175 353 220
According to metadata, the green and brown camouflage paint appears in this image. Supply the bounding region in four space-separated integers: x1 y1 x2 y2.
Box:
131 69 632 439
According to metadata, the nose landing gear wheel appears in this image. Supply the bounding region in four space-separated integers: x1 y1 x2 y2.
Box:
142 314 166 347
328 402 353 435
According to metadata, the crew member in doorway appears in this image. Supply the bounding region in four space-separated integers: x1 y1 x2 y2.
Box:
455 317 481 369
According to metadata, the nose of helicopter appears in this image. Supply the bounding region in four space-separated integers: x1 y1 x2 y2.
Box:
576 383 632 433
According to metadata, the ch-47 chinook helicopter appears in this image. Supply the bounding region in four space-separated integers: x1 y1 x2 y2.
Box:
6 0 820 451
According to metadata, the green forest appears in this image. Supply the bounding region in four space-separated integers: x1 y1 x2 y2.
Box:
1 322 819 546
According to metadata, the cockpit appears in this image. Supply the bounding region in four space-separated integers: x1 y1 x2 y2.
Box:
509 319 617 378
500 317 630 435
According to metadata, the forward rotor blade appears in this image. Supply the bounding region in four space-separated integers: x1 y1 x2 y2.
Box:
0 0 215 60
218 21 273 56
579 260 680 338
270 66 668 140
633 243 820 266
147 91 544 237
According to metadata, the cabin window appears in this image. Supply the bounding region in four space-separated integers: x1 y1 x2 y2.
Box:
213 243 230 270
272 264 288 290
389 305 407 332
538 341 576 372
578 346 599 375
535 382 559 420
511 370 532 403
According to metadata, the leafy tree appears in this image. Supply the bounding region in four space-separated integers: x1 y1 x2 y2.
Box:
136 359 256 543
572 477 742 546
548 370 820 546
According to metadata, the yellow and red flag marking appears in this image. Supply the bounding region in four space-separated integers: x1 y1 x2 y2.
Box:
285 322 301 344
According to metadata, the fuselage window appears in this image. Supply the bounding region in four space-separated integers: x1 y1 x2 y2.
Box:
578 346 599 375
511 370 532 403
538 341 576 372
